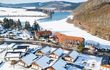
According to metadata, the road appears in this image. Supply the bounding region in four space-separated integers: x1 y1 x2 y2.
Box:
3 39 73 51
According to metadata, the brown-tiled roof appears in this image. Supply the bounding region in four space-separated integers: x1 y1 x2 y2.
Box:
55 32 84 43
36 30 52 37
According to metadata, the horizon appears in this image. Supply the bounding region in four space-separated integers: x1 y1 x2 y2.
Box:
0 0 88 4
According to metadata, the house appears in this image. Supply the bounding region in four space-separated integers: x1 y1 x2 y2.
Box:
5 52 22 61
55 32 85 50
35 30 52 39
13 30 31 40
49 48 63 59
18 53 36 67
47 58 67 70
63 51 79 63
35 46 51 56
31 56 53 70
74 54 102 70
13 45 29 53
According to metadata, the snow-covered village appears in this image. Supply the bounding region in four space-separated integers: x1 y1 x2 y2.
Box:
0 0 110 70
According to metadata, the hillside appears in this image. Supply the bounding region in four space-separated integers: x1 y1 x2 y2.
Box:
0 1 81 10
70 0 110 41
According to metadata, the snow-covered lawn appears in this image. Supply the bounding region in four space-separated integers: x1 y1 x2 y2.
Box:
38 18 110 46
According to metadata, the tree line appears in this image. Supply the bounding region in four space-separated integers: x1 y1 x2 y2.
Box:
1 18 40 31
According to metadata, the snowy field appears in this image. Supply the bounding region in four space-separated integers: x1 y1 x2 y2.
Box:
0 7 47 24
0 7 46 16
38 18 110 46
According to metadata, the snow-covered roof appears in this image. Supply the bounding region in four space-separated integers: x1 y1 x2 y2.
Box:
13 49 27 53
12 45 29 52
65 64 83 70
95 44 110 50
40 46 51 54
21 53 36 66
85 40 110 50
69 51 79 60
29 44 41 49
35 56 50 69
69 66 82 70
32 47 41 53
53 48 63 57
85 40 99 46
52 58 66 70
13 44 29 49
50 47 57 53
0 43 8 49
5 52 21 58
15 46 28 49
8 43 16 48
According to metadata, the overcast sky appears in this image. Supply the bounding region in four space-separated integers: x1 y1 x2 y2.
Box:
0 0 88 4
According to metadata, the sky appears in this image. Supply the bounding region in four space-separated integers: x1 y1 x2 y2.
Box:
0 0 88 4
